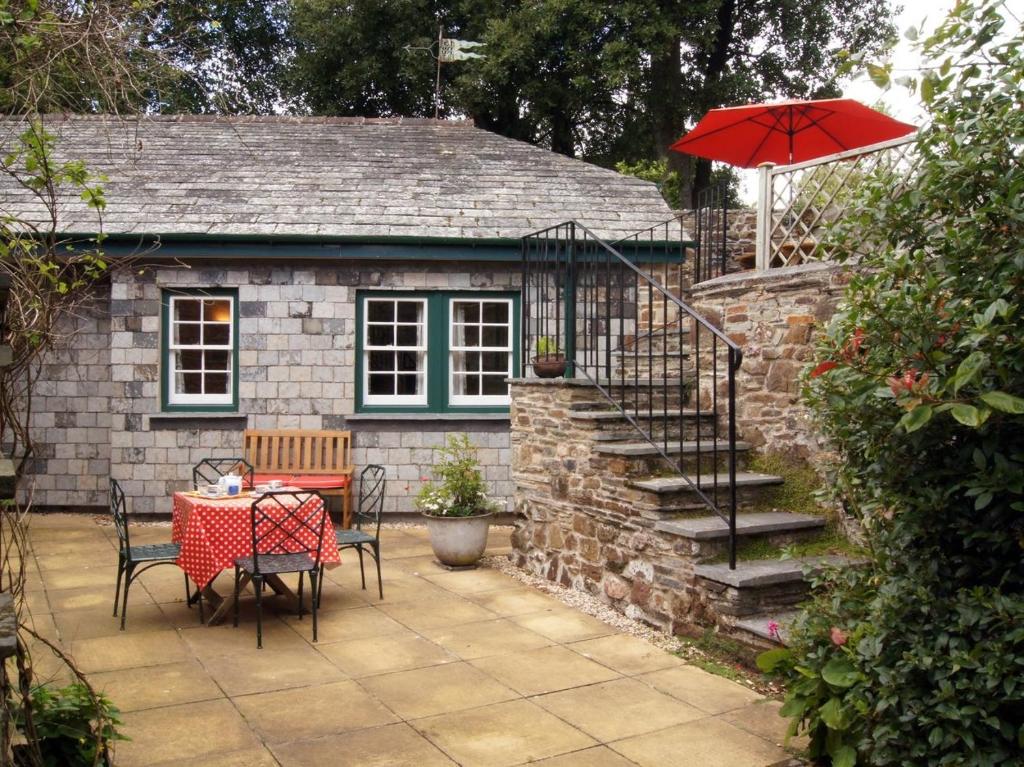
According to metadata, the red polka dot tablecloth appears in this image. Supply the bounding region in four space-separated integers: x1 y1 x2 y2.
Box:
172 491 341 589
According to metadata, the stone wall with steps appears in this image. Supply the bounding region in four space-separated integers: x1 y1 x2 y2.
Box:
509 378 829 641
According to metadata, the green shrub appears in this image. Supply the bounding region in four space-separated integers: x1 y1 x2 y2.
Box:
13 683 127 766
762 2 1024 764
416 434 498 517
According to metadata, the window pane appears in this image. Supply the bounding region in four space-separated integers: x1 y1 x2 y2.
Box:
204 300 232 323
176 350 203 370
206 373 229 394
482 302 509 323
174 323 201 346
174 300 200 322
205 350 230 370
462 325 480 347
396 374 420 395
481 375 507 395
367 301 393 322
368 374 394 395
396 301 422 323
453 302 480 323
396 351 421 372
204 324 230 346
452 351 481 373
367 325 394 346
179 373 203 394
481 326 509 347
452 374 481 396
482 351 509 372
368 351 394 371
396 325 420 347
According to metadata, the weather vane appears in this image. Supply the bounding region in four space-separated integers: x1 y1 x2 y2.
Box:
404 27 486 119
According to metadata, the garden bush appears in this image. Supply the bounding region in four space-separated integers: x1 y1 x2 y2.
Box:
760 2 1024 764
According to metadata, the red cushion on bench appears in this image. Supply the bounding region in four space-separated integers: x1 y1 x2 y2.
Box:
288 474 350 489
246 473 294 488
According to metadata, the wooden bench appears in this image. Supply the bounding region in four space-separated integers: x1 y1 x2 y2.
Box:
242 429 354 528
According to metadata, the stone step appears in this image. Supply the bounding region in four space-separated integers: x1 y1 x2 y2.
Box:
694 555 851 589
654 511 825 541
594 440 751 457
610 348 691 358
630 472 784 494
733 611 800 645
594 377 693 388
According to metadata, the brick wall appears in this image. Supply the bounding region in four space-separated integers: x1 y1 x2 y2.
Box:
29 260 520 514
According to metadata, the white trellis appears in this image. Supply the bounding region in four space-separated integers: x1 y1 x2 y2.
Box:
754 134 920 270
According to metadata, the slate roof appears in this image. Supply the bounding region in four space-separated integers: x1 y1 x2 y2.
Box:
0 115 674 242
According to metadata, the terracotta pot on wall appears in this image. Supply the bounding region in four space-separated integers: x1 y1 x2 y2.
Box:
532 355 567 378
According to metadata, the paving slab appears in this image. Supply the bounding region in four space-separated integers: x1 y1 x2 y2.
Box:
421 617 554 660
533 678 706 742
637 665 763 715
317 631 458 677
360 661 518 719
414 699 597 767
610 716 790 767
87 660 223 712
470 644 621 696
272 723 456 767
569 633 685 676
232 679 399 743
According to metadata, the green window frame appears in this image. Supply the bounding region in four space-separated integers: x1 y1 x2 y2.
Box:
355 290 520 414
160 288 240 412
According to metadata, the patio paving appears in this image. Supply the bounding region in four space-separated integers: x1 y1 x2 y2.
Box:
19 514 796 766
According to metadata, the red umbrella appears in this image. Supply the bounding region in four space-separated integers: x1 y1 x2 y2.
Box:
670 98 916 167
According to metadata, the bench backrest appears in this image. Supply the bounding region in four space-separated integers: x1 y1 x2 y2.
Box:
243 429 352 475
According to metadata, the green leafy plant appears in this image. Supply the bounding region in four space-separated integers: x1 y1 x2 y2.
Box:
416 434 497 518
13 683 128 766
534 336 561 358
763 2 1024 764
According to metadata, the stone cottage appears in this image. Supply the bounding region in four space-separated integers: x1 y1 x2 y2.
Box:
2 114 674 515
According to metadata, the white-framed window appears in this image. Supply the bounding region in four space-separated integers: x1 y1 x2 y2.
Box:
362 297 428 406
450 297 514 406
165 293 236 408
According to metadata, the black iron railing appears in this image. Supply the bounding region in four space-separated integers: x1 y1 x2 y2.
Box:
521 221 743 568
693 184 730 283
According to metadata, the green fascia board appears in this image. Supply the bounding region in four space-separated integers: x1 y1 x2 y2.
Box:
56 231 688 263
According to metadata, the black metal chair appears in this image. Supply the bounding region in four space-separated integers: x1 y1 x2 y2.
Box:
110 478 192 630
317 464 386 606
192 457 255 491
232 490 328 649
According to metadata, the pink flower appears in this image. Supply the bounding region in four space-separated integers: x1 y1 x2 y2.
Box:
767 621 781 640
830 626 848 646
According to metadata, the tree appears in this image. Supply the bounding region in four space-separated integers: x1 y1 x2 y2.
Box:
284 0 897 204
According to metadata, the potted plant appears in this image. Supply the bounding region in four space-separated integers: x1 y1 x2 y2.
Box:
416 434 497 568
532 336 567 378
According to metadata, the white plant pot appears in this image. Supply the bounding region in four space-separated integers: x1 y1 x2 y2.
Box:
423 512 493 567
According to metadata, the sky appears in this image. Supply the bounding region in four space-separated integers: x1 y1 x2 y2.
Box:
733 0 957 205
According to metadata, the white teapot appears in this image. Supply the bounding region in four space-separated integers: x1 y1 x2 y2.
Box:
218 473 243 496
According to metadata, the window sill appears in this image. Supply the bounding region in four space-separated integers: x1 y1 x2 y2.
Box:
149 413 247 430
346 412 509 422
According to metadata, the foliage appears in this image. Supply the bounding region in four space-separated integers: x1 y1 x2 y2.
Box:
283 0 896 203
614 158 740 209
535 336 561 357
762 2 1024 764
12 684 128 767
416 434 497 517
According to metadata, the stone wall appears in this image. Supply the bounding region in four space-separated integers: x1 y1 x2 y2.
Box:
29 260 519 514
27 296 111 508
509 380 708 634
688 262 849 459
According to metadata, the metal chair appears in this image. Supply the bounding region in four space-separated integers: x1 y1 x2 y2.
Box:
192 457 254 490
110 478 191 630
232 490 328 649
318 465 386 606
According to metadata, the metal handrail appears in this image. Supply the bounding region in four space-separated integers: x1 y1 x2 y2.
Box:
522 220 742 568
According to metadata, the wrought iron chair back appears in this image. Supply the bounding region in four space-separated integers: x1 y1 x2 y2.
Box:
109 478 131 554
192 457 255 490
248 490 327 576
354 465 386 536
